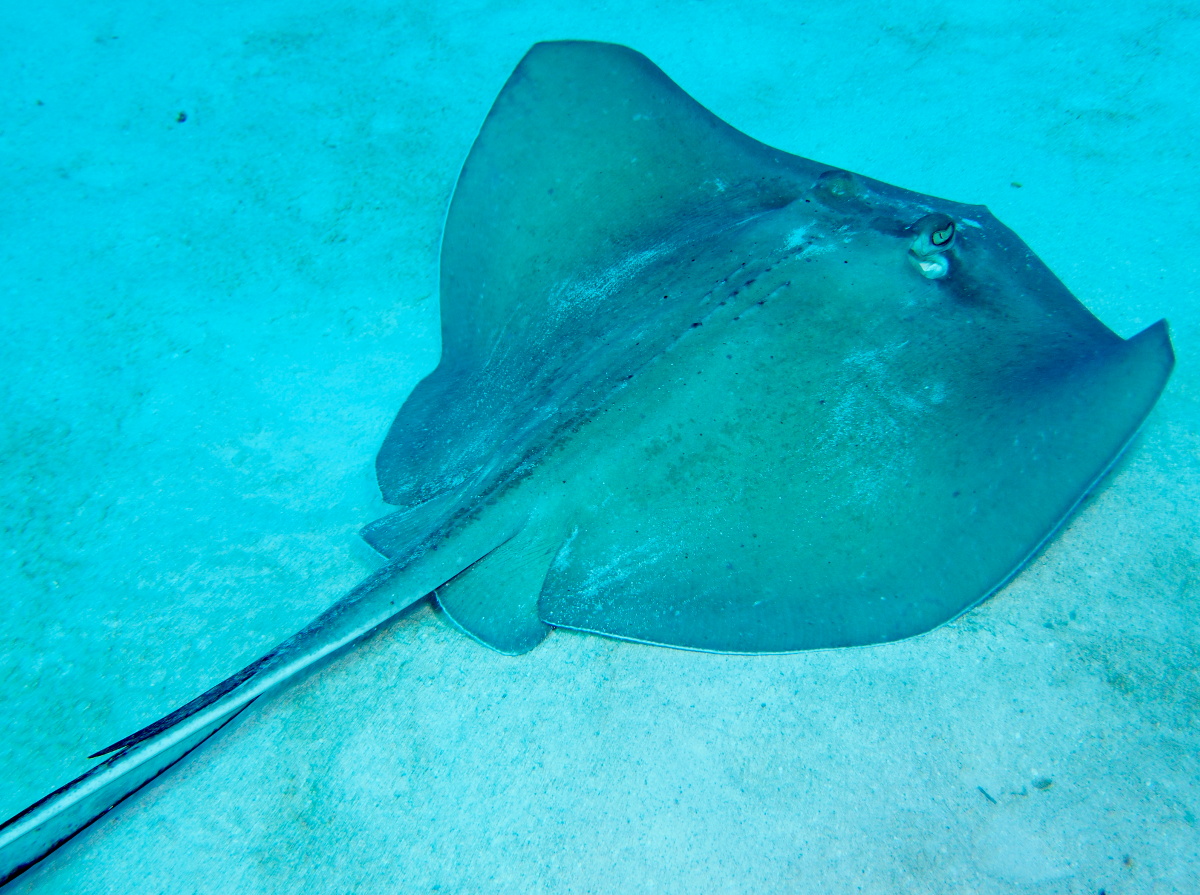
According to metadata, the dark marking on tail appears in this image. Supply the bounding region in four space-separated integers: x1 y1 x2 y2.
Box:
88 651 277 758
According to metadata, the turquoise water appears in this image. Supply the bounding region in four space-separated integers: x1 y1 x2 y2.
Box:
1 2 1196 892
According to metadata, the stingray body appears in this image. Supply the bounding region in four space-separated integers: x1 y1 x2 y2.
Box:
0 41 1173 884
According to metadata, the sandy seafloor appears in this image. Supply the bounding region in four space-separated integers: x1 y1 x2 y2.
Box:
1 0 1197 892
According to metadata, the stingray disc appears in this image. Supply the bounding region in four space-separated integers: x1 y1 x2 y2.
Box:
368 41 1174 653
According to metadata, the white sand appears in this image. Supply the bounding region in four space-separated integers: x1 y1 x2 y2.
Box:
1 1 1196 892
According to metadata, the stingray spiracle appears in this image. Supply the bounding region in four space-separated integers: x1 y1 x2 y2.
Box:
907 213 957 279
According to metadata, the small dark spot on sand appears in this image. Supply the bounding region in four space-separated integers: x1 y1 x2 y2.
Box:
691 321 702 328
1032 777 1053 791
952 490 960 497
1011 182 1023 188
176 111 187 123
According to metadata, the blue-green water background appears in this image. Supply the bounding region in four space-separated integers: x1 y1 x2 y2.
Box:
1 2 1196 892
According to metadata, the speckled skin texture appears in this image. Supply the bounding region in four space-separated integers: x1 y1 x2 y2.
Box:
1 1 1196 892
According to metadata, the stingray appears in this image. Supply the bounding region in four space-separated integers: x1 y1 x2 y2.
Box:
0 40 1173 883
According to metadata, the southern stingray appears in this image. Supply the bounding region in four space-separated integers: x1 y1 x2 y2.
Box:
0 40 1174 883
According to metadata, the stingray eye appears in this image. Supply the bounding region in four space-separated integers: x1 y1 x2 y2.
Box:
907 213 957 279
814 169 866 203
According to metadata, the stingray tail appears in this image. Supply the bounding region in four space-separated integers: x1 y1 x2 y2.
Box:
0 695 257 886
0 529 516 885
